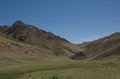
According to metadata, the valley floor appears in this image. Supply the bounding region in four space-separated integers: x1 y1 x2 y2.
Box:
0 59 120 79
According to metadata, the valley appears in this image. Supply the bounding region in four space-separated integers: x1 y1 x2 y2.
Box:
0 21 120 79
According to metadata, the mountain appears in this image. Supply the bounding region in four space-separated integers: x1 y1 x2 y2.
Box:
0 21 120 61
0 21 82 61
76 32 120 61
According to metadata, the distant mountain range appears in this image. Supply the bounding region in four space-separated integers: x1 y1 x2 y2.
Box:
0 21 119 61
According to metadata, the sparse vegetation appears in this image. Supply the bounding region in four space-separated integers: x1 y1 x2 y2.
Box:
0 21 120 79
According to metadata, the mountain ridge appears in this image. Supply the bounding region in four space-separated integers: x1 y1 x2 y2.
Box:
76 32 120 61
0 21 120 61
0 21 82 61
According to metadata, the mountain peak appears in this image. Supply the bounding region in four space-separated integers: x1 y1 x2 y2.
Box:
11 20 27 30
13 20 25 25
0 21 70 44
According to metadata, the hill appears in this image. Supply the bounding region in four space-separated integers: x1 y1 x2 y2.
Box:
0 21 82 61
0 21 120 61
75 32 120 61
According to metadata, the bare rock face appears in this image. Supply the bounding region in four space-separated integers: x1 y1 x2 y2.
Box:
1 21 69 44
71 52 85 60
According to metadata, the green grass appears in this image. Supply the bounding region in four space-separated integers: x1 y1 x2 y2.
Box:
0 60 120 79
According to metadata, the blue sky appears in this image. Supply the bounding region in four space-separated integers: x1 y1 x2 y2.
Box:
0 0 120 43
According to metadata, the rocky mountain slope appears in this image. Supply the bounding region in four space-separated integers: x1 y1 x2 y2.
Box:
76 32 120 61
0 21 120 61
0 21 82 61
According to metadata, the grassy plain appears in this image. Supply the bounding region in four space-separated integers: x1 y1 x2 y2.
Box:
0 59 120 79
